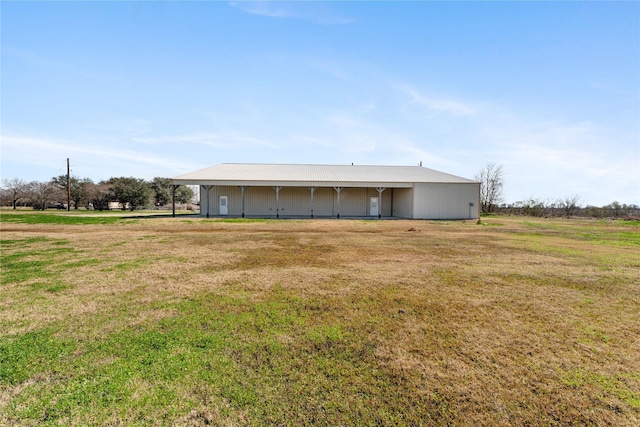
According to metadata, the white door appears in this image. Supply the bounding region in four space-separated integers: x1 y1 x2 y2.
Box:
219 196 228 215
370 197 379 217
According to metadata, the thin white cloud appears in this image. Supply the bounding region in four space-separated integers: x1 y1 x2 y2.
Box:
292 135 335 148
132 133 225 147
389 141 455 169
3 46 112 82
2 134 170 166
228 1 288 18
393 83 476 116
228 1 353 25
473 116 640 205
309 60 352 81
133 131 280 150
319 111 453 168
4 47 81 76
235 135 280 149
82 118 152 139
0 133 198 181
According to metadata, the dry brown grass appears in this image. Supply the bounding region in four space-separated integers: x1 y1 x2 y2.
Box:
1 214 638 425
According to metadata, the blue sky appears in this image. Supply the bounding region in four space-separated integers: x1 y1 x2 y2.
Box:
2 1 638 206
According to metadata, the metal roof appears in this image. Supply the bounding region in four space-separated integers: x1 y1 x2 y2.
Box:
173 163 476 186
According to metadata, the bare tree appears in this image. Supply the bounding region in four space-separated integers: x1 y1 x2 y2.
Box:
514 197 548 217
1 178 28 209
28 180 63 210
85 182 113 211
475 162 505 214
605 201 622 218
559 194 581 218
52 175 94 209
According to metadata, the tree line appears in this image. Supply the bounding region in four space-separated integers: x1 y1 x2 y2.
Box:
475 162 639 219
0 176 195 211
497 198 639 219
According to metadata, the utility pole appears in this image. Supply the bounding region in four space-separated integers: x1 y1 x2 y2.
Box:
67 158 71 211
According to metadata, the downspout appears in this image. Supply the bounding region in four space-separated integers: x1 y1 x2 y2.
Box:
240 186 246 218
310 187 316 218
203 185 211 218
376 187 386 219
273 186 282 218
334 187 342 218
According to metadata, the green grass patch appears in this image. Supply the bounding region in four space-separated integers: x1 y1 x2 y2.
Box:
562 369 640 409
0 328 77 385
617 220 640 226
1 248 74 285
307 324 346 348
1 288 443 425
100 256 160 273
1 236 52 246
574 231 640 247
0 238 99 289
1 213 126 225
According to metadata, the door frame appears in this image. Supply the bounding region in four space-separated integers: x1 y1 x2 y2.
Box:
370 196 379 217
219 195 228 215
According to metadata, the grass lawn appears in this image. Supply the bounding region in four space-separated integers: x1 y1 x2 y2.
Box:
1 212 638 426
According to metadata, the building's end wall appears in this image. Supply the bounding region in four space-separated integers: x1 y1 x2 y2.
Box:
412 183 480 219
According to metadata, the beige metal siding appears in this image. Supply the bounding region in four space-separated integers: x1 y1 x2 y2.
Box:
218 186 242 216
382 189 392 216
279 187 311 216
313 188 334 216
412 183 480 219
200 183 478 219
203 186 242 216
245 187 275 216
392 188 413 218
202 185 397 217
339 188 366 216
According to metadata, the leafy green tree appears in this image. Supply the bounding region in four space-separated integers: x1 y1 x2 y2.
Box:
106 177 152 211
151 178 195 206
52 175 94 209
175 185 195 204
150 177 172 206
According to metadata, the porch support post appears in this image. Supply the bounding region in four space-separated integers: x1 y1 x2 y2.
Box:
309 187 316 218
273 186 282 218
203 185 211 218
240 186 246 218
172 185 178 217
333 187 342 218
376 187 386 219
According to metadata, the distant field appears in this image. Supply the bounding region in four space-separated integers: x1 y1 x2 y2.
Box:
1 211 638 426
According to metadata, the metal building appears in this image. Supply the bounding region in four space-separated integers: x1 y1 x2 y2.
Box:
172 163 480 220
